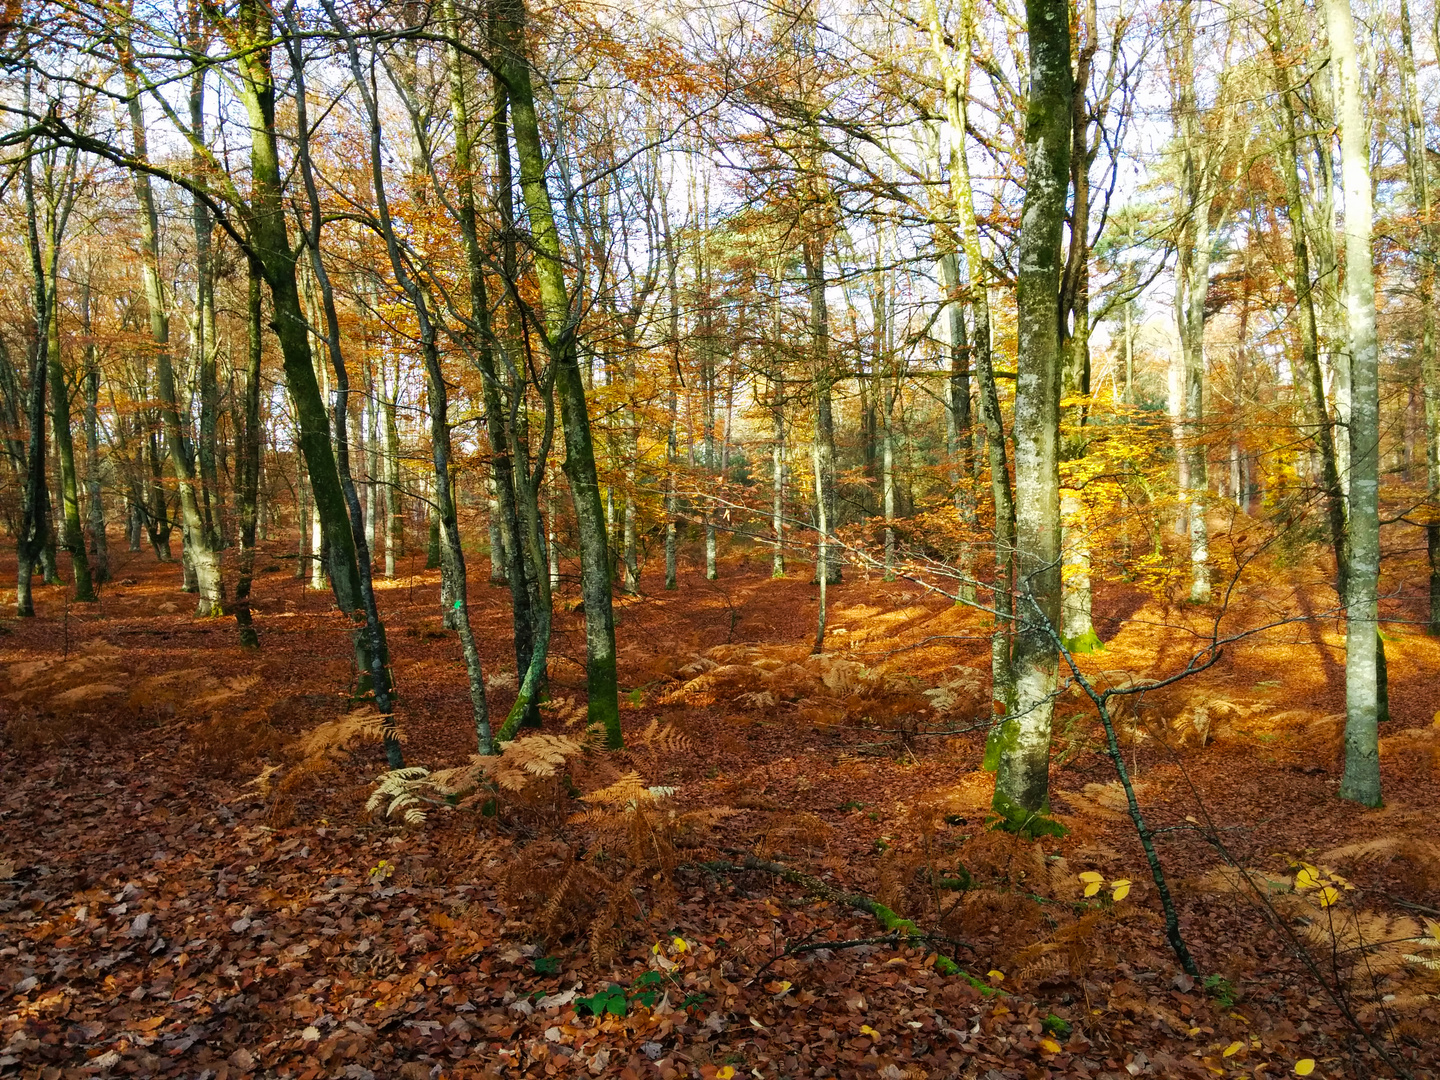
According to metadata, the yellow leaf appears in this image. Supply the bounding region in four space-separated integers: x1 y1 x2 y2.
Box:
716 1068 736 1080
1111 883 1131 901
987 969 1005 982
1295 867 1320 890
1224 1041 1243 1057
1084 882 1102 898
1040 1037 1062 1053
1316 887 1340 908
860 1024 880 1037
1187 1027 1201 1037
1294 1059 1315 1076
774 981 792 995
1078 871 1104 884
672 936 688 953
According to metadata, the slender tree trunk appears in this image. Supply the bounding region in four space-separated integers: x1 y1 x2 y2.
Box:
16 122 51 618
662 187 681 590
804 241 842 585
925 0 1016 711
1059 0 1098 648
231 0 366 626
232 259 264 649
937 250 975 601
991 0 1070 826
122 59 220 615
498 0 621 747
443 0 539 703
812 440 828 654
772 371 786 579
191 67 222 550
1268 0 1349 600
79 279 108 584
47 277 96 602
1402 0 1440 635
296 452 310 580
1326 0 1382 807
1173 4 1212 604
384 362 401 576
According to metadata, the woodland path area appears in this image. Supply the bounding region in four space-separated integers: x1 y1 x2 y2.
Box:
0 539 1438 1080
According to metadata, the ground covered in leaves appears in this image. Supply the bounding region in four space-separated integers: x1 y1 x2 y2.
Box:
1 535 1438 1080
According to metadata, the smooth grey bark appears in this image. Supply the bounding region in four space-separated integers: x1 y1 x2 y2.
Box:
803 240 842 585
1325 0 1382 808
1171 1 1211 604
992 0 1071 825
382 363 401 578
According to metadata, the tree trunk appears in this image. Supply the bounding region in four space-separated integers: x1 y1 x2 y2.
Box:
47 275 96 603
79 279 108 584
16 125 51 618
1173 3 1211 604
991 0 1070 827
122 58 220 615
498 0 621 748
803 241 842 585
232 259 264 649
924 0 1015 712
1267 0 1349 601
1326 0 1382 808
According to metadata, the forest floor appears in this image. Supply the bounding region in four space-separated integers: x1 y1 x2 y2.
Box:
0 531 1438 1080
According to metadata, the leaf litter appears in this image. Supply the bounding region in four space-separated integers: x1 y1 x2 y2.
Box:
0 547 1437 1079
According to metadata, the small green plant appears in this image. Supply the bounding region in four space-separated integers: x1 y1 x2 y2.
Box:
1204 974 1238 1009
533 955 561 976
1042 1014 1072 1038
627 687 644 706
631 970 664 1008
577 984 629 1017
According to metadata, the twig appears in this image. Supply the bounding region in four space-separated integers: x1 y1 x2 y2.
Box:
1388 895 1440 917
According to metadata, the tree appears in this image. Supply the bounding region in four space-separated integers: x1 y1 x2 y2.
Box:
1324 0 1381 808
990 0 1072 828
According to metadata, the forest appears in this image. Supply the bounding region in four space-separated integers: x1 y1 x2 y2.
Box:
0 0 1438 1076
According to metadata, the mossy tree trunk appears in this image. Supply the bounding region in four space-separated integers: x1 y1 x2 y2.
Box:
992 0 1071 826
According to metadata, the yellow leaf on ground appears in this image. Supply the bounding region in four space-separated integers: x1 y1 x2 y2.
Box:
1084 882 1102 897
716 1068 736 1080
1294 1059 1316 1076
1112 882 1132 901
987 970 1005 982
1040 1037 1062 1054
1316 886 1340 908
1078 871 1104 884
1224 1041 1243 1057
860 1024 880 1037
1295 867 1320 890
